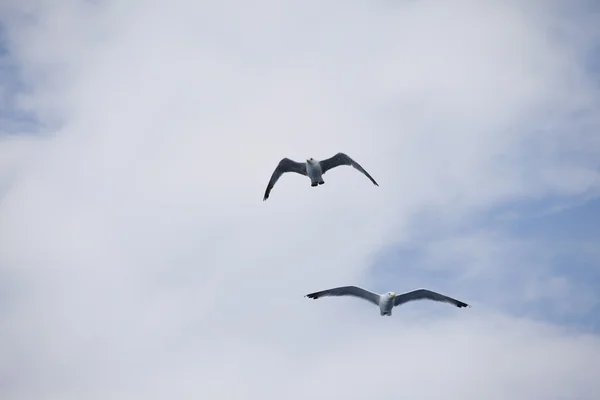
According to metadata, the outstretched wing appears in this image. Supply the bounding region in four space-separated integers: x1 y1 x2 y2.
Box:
263 158 307 201
319 152 379 186
305 285 380 306
394 288 470 308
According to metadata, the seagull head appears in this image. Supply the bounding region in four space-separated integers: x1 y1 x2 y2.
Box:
387 292 396 298
306 157 316 164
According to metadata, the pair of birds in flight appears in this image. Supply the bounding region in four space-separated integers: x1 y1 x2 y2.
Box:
263 152 471 316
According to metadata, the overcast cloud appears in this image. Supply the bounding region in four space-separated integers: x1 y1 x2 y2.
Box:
1 0 600 399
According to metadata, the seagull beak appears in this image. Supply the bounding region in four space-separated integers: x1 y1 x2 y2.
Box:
391 293 396 297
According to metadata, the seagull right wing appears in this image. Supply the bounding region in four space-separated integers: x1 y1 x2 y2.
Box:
319 152 379 186
393 288 470 308
263 158 307 201
305 285 380 306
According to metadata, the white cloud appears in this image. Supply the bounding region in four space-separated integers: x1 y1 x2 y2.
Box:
1 0 600 398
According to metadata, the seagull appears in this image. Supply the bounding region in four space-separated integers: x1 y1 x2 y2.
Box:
305 286 470 316
262 152 378 201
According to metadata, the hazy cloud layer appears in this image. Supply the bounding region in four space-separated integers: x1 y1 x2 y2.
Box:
1 0 600 399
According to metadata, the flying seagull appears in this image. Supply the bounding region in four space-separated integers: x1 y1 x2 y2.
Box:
305 286 470 316
263 152 378 201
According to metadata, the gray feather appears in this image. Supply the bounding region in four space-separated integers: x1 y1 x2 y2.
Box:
394 289 469 308
305 285 380 306
319 152 378 186
263 158 307 201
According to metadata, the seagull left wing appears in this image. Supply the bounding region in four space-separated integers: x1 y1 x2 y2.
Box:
319 152 379 186
263 158 307 201
305 285 380 306
394 289 470 308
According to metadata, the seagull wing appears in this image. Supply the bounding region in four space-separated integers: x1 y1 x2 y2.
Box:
394 288 470 308
305 285 380 306
319 152 379 186
263 158 307 201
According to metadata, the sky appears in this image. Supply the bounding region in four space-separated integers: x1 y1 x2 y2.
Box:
1 0 600 399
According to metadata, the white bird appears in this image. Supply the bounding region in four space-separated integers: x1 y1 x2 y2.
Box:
305 286 470 316
263 152 378 201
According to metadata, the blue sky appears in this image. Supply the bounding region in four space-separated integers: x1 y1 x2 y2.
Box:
0 35 38 135
370 195 600 332
1 1 600 399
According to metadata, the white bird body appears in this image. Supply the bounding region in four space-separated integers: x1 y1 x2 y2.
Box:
305 286 470 316
306 158 324 186
378 292 396 316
